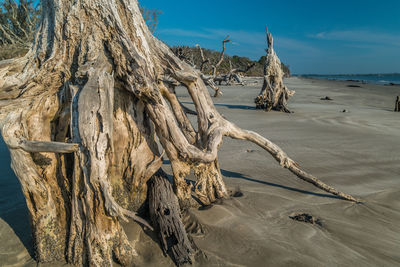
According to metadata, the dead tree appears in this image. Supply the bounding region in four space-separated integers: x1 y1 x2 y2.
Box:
173 45 221 98
255 27 295 112
196 36 230 97
0 1 359 265
395 96 400 112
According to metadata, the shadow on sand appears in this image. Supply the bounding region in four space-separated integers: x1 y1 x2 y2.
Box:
164 158 341 200
221 169 344 200
181 101 256 111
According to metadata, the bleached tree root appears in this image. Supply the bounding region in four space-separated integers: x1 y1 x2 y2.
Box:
193 160 227 205
226 125 361 202
148 169 194 266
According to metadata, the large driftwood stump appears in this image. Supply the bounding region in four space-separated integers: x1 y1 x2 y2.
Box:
149 170 193 265
395 96 400 112
255 27 295 112
0 1 359 265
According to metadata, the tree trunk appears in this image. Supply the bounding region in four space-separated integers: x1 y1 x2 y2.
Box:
0 1 359 265
255 28 295 112
395 96 400 112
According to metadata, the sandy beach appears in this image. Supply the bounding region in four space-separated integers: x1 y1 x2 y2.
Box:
1 77 399 267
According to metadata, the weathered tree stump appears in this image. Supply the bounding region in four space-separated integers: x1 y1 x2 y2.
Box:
395 96 400 112
148 169 193 266
255 27 295 112
0 1 359 265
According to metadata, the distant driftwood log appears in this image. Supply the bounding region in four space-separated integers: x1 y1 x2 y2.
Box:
255 27 295 112
0 1 359 265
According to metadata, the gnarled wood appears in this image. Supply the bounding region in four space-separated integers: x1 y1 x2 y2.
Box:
215 60 255 86
0 1 359 265
255 27 295 112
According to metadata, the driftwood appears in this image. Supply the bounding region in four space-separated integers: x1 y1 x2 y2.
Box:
255 27 295 112
395 96 400 112
195 36 230 97
321 96 333 101
0 0 359 265
214 60 256 86
148 169 193 265
174 45 221 98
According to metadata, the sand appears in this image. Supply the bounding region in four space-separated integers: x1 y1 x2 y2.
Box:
1 77 399 266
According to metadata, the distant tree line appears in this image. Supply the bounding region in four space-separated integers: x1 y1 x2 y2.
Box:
172 46 291 77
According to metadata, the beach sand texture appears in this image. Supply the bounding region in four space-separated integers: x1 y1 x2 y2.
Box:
1 77 399 266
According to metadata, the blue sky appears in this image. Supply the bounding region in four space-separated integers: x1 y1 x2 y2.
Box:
140 0 400 74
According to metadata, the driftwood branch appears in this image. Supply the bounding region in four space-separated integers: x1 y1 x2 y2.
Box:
212 35 230 77
225 123 360 202
5 138 78 153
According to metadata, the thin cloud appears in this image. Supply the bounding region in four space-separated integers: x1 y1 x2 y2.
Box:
157 28 214 39
158 27 319 54
309 30 400 47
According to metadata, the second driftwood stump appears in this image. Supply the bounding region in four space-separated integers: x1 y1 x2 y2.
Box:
255 28 295 112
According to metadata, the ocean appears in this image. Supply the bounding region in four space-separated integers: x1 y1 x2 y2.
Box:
300 74 400 85
0 137 28 218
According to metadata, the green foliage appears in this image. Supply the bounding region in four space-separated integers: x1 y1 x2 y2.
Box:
172 46 291 77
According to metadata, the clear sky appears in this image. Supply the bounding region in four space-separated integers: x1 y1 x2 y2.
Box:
140 0 400 74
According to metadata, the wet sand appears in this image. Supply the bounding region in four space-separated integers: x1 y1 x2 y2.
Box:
1 77 399 266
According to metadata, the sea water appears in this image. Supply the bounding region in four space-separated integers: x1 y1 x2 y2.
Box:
300 74 400 85
0 137 26 217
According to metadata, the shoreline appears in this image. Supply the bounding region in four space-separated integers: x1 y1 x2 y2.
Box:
297 74 400 86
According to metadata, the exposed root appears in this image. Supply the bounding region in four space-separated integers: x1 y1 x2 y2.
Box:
193 161 228 205
225 123 361 202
